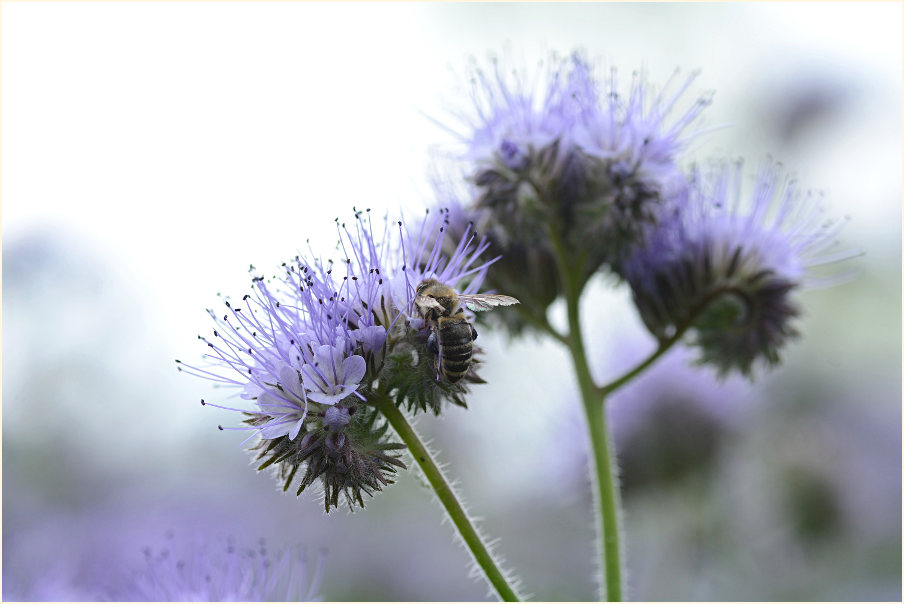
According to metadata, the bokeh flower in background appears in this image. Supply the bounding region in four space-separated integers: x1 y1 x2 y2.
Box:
121 535 324 602
2 488 326 603
178 209 497 511
605 345 753 495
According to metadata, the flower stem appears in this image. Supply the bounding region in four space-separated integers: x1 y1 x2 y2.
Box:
547 230 622 601
371 392 521 602
599 285 736 397
599 338 676 397
565 285 623 601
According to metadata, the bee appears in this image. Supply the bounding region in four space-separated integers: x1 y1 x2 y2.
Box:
413 278 520 383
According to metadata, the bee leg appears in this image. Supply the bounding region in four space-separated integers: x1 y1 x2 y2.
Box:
426 331 442 382
470 324 478 341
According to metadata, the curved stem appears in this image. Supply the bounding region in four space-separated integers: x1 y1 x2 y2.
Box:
371 392 521 602
599 335 679 397
599 284 741 397
548 229 622 602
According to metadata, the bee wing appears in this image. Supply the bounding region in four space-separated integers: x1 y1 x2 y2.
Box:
414 294 445 315
458 293 521 313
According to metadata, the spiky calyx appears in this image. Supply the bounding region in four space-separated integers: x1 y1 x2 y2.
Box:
248 404 406 512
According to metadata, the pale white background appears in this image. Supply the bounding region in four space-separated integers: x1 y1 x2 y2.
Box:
3 2 901 601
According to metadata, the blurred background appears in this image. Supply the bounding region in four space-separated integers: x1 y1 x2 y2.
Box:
3 2 900 600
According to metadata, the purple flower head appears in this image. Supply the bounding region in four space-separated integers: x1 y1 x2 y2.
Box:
621 159 854 377
462 52 590 166
454 52 596 231
178 209 500 510
125 535 324 601
438 51 711 336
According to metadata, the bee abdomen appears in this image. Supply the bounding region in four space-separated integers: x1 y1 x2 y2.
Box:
438 318 474 383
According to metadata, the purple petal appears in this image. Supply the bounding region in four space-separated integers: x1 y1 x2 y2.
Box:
342 355 366 386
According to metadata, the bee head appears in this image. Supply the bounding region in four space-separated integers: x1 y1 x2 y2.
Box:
415 278 441 296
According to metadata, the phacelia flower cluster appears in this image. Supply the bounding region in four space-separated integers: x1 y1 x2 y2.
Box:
444 52 712 333
621 159 851 376
178 209 496 511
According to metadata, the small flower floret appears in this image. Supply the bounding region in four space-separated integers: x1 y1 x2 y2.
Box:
301 344 366 405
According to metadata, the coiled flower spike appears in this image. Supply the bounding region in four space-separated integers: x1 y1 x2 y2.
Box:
621 159 854 377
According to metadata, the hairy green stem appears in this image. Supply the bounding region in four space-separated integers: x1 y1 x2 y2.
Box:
567 295 623 601
371 392 521 602
547 230 623 601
